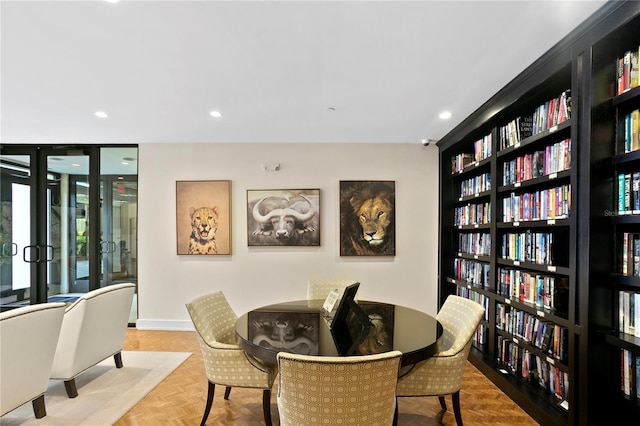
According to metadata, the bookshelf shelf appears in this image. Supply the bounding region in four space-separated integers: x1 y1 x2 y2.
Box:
436 2 640 423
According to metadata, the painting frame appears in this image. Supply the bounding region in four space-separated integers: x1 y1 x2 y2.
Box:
246 188 321 247
248 310 320 356
176 180 231 255
339 180 396 256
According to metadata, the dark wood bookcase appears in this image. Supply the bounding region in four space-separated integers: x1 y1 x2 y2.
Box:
436 2 640 424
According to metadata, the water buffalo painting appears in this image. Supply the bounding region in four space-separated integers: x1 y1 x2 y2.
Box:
247 189 320 247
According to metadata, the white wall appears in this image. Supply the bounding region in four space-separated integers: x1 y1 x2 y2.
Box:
136 142 439 330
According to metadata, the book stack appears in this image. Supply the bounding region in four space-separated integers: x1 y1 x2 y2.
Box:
621 349 640 399
497 267 569 312
502 139 571 186
474 134 492 162
457 232 491 256
622 109 639 154
617 47 640 96
460 172 491 197
621 233 640 276
451 153 475 173
617 173 640 214
453 258 490 289
502 184 571 222
619 290 640 336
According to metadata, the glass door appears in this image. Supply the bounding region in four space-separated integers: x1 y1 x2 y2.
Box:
0 145 137 319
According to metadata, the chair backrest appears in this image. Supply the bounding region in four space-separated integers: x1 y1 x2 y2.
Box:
435 295 485 356
277 350 402 426
1 302 66 416
185 291 238 346
50 283 136 379
307 279 358 301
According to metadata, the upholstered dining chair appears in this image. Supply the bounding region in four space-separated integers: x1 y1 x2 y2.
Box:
394 295 485 426
49 282 136 398
186 291 277 426
277 350 403 426
307 279 358 301
1 302 66 419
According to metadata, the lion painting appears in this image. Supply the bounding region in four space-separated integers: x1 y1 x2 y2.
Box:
187 206 219 254
340 181 395 256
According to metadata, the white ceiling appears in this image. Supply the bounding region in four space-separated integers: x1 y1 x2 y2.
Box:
0 0 608 145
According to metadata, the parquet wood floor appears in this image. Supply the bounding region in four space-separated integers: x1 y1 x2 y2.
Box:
115 329 541 425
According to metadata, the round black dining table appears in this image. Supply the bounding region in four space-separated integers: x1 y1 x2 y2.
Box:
235 299 442 367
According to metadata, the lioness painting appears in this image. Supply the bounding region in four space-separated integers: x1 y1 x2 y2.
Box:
339 181 395 256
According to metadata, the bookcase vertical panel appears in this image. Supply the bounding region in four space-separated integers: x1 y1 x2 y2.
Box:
436 2 640 424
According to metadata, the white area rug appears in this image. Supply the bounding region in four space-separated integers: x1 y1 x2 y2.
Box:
1 351 191 425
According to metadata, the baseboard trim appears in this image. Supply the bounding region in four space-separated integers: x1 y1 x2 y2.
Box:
135 319 194 331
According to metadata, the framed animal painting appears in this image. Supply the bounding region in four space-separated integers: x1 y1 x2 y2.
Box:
339 180 395 256
176 180 231 255
246 189 320 247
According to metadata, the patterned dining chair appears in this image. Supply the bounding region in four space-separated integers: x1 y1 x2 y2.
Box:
186 291 277 426
306 279 358 301
277 350 403 426
394 295 485 426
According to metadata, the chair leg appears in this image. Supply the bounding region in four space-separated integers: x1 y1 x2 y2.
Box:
452 390 463 426
64 379 78 398
393 397 398 426
114 351 123 368
32 395 46 418
262 389 272 426
200 381 215 426
224 386 231 400
438 395 447 411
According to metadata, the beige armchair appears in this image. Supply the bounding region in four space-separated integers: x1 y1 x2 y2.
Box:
186 291 277 426
277 350 403 426
394 295 485 426
1 302 66 419
49 283 136 398
307 279 358 300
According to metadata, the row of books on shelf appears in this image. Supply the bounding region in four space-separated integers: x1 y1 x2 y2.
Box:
452 258 490 289
502 184 571 222
451 153 476 174
460 172 491 198
621 232 640 277
617 172 640 214
617 48 639 96
619 290 640 338
454 202 490 226
622 109 639 154
455 288 490 322
457 232 491 256
501 231 557 266
473 134 492 163
502 138 571 186
621 349 640 399
498 90 571 151
498 337 569 402
497 304 568 362
497 267 568 313
450 136 492 173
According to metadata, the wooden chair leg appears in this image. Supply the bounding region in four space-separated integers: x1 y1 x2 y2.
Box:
114 351 123 368
452 390 463 426
438 395 447 411
262 389 272 426
224 386 231 400
64 378 78 398
32 395 46 418
200 381 215 426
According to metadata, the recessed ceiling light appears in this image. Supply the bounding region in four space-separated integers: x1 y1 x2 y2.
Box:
71 163 80 167
209 110 223 118
95 111 109 119
121 161 129 165
439 111 452 120
104 0 121 3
